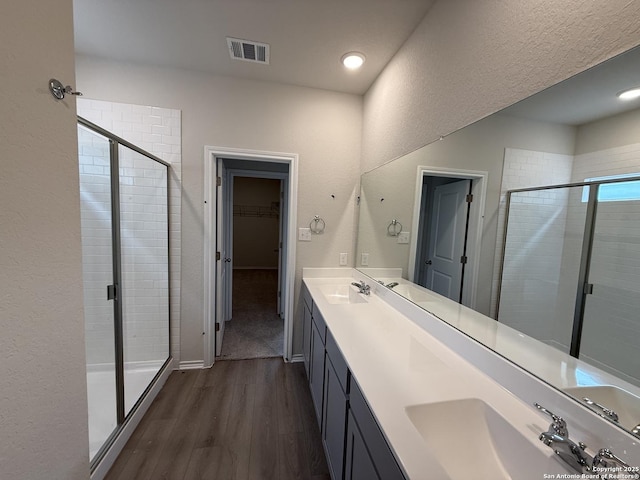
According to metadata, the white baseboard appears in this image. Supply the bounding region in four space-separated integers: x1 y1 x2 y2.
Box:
179 360 205 370
290 353 304 363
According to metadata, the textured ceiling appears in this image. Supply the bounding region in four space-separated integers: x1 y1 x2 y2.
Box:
73 0 435 95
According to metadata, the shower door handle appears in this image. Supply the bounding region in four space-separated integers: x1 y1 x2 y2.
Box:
107 284 117 301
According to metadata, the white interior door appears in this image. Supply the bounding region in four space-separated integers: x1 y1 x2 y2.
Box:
215 158 230 356
425 179 471 301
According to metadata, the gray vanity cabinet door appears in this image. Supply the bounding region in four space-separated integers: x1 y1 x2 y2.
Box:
344 412 380 480
322 357 348 480
349 380 406 480
309 321 326 425
302 302 312 378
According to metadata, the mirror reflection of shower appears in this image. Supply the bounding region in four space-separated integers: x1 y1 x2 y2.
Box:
498 176 640 388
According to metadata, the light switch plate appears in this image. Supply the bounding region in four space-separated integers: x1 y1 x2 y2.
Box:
339 253 348 266
361 253 369 266
397 231 410 244
298 228 312 241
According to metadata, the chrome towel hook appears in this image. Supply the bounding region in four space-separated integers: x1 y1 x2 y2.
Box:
49 78 83 100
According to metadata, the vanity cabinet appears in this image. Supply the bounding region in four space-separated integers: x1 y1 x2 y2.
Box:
346 379 405 480
302 282 406 480
310 319 325 424
309 301 327 424
344 411 379 480
322 331 350 480
302 284 313 378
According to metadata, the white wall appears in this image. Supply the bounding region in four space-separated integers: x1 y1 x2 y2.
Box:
362 0 640 173
575 108 640 155
75 55 363 361
0 1 90 479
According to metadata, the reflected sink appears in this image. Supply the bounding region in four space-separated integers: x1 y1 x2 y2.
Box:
565 385 640 432
405 398 570 480
390 283 438 304
317 284 368 305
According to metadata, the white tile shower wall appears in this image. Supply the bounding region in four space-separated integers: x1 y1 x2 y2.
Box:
78 127 115 366
490 148 574 322
77 99 182 366
119 147 169 363
567 143 640 384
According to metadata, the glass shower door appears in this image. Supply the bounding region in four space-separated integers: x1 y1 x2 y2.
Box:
498 186 587 352
580 181 640 387
118 145 170 415
77 126 118 461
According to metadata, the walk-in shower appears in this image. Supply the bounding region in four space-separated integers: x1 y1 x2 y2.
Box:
77 117 171 469
497 176 640 387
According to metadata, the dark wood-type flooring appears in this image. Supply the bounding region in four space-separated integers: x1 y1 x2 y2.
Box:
104 358 330 480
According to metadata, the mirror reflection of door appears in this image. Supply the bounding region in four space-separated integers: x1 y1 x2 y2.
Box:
417 177 472 303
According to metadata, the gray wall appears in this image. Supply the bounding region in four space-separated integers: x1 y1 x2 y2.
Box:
362 0 640 173
1 1 89 478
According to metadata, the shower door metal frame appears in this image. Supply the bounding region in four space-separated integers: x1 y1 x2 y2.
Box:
78 116 172 472
496 174 640 359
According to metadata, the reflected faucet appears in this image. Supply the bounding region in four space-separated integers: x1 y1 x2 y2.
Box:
385 282 399 289
351 280 371 296
582 397 619 423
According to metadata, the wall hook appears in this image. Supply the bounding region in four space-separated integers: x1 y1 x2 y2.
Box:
49 78 83 100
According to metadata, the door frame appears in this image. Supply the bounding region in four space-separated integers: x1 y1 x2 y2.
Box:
408 166 487 309
204 146 298 367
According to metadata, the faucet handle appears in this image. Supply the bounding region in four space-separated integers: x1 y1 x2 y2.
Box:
592 449 640 479
535 403 568 436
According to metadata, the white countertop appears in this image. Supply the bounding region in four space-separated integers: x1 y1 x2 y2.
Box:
303 269 577 480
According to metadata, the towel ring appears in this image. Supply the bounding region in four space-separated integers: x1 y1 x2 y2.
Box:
310 215 326 234
387 219 402 237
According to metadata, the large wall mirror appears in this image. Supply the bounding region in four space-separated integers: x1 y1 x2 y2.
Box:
356 46 640 438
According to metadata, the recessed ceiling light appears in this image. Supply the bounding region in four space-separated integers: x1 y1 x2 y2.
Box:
617 87 640 101
342 52 365 70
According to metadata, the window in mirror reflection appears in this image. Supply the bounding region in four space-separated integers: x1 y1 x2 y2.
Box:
581 174 640 202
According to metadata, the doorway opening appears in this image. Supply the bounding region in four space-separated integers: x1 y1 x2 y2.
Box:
408 166 487 309
221 175 284 359
204 147 298 367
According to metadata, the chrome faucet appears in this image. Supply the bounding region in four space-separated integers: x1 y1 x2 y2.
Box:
535 403 591 472
351 280 371 295
534 403 639 477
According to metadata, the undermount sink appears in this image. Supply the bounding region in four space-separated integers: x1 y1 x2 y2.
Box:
317 284 368 305
564 385 640 433
405 398 571 480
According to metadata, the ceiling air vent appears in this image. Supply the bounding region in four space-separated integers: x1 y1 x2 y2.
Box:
226 37 270 65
